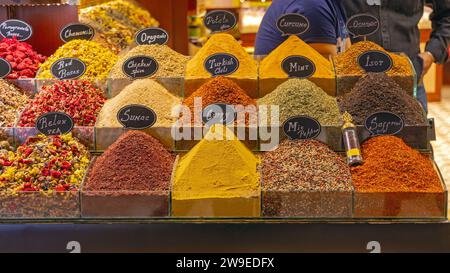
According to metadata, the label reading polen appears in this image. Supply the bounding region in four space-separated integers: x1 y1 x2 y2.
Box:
117 105 157 130
50 58 86 80
204 10 237 33
204 53 239 77
365 111 404 136
346 14 380 38
0 58 11 78
276 13 309 36
0 19 33 41
202 103 236 125
36 112 74 136
358 50 393 73
135 27 169 45
122 56 159 79
60 23 95 43
283 116 322 140
282 56 316 78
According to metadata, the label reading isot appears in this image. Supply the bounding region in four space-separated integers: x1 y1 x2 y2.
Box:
50 58 86 80
346 14 380 38
365 111 404 136
203 10 237 33
0 58 11 78
202 103 237 125
60 23 95 43
135 27 169 45
122 56 159 79
0 19 33 41
358 50 393 73
36 112 74 136
283 116 322 140
117 105 157 130
276 13 309 36
281 56 316 78
204 53 239 77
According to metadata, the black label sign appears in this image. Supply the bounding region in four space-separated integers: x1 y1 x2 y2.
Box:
50 58 86 80
282 56 316 78
358 50 393 73
283 116 322 140
122 56 159 79
0 19 32 41
346 14 379 38
36 112 74 136
204 10 237 33
0 58 11 78
277 13 309 36
60 23 95 43
117 105 157 130
202 103 236 125
135 27 169 45
204 53 239 77
365 112 404 136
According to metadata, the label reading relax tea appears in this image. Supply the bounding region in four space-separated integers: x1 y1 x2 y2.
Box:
283 116 322 140
0 58 11 78
122 56 159 79
365 111 404 136
117 105 157 130
60 23 95 43
36 112 74 136
346 14 379 38
277 13 309 36
202 103 236 125
282 56 316 78
358 50 393 73
204 10 237 33
0 19 33 41
135 27 169 45
50 58 86 80
204 53 239 77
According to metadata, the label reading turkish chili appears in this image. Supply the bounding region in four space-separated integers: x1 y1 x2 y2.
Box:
365 111 404 136
0 58 11 78
346 14 380 38
204 10 237 33
50 58 86 80
0 19 33 41
358 50 393 73
276 13 309 36
283 116 322 140
135 27 169 45
122 56 159 79
117 105 157 130
60 23 95 43
204 53 239 77
36 112 74 136
281 56 316 78
202 103 236 125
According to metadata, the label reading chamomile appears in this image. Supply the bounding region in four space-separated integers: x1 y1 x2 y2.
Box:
117 105 157 130
135 27 169 45
122 56 159 79
346 14 380 38
203 10 237 33
0 19 33 41
283 116 322 140
50 58 86 80
277 13 309 36
36 112 74 136
281 56 316 78
202 103 236 125
365 111 404 136
358 50 393 73
204 53 239 77
60 23 95 43
0 58 11 78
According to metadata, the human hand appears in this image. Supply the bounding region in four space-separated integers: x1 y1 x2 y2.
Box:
418 52 435 78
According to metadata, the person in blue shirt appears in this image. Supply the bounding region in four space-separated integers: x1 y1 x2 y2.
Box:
254 0 349 56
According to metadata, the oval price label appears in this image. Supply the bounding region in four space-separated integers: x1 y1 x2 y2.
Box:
365 111 404 136
60 23 95 43
0 58 11 78
202 103 236 125
117 105 157 130
0 19 33 41
204 10 237 33
135 27 169 45
36 112 74 136
50 58 86 80
204 53 239 77
346 14 380 38
281 56 316 78
277 13 309 36
122 56 159 79
358 50 393 73
283 116 322 140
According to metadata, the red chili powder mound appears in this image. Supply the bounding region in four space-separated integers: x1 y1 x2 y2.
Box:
351 136 443 193
84 131 175 193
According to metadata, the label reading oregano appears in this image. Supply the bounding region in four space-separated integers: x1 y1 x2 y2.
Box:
60 23 95 43
0 19 33 41
204 10 237 33
281 56 316 78
202 103 236 125
358 50 393 73
204 53 239 77
276 13 309 36
122 56 159 79
117 105 157 130
346 14 380 38
283 116 322 140
50 58 86 80
36 112 74 136
365 111 404 136
135 27 169 45
0 58 11 78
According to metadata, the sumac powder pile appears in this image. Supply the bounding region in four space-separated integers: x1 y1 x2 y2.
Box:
338 73 427 125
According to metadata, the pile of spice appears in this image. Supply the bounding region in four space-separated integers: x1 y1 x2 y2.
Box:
0 130 13 165
172 124 261 217
262 140 352 217
110 45 189 78
18 81 106 127
0 80 29 127
258 79 342 126
0 37 46 79
37 40 117 80
338 73 427 125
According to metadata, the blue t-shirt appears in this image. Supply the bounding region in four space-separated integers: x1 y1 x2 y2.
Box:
254 0 348 55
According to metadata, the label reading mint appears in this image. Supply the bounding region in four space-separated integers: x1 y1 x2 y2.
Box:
50 58 86 80
283 116 322 140
277 13 309 36
122 56 159 79
0 58 11 78
60 23 95 43
282 56 316 78
346 14 380 38
117 105 157 130
135 27 169 45
358 50 393 73
0 19 33 41
204 53 239 77
365 112 404 136
204 10 237 33
36 112 74 136
202 103 236 125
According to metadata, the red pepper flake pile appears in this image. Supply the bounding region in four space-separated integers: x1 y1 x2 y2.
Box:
0 37 46 79
18 80 107 127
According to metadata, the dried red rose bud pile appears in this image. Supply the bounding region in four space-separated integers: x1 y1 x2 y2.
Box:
18 80 107 127
0 37 46 79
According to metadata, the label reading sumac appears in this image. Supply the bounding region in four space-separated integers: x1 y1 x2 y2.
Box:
122 56 159 79
0 19 33 41
60 23 95 43
204 53 239 77
282 56 316 78
0 58 11 78
204 10 237 33
365 111 404 136
283 116 322 140
358 50 393 73
346 14 380 38
202 103 236 125
117 105 157 130
36 112 74 136
135 27 169 45
50 58 86 80
277 13 309 36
